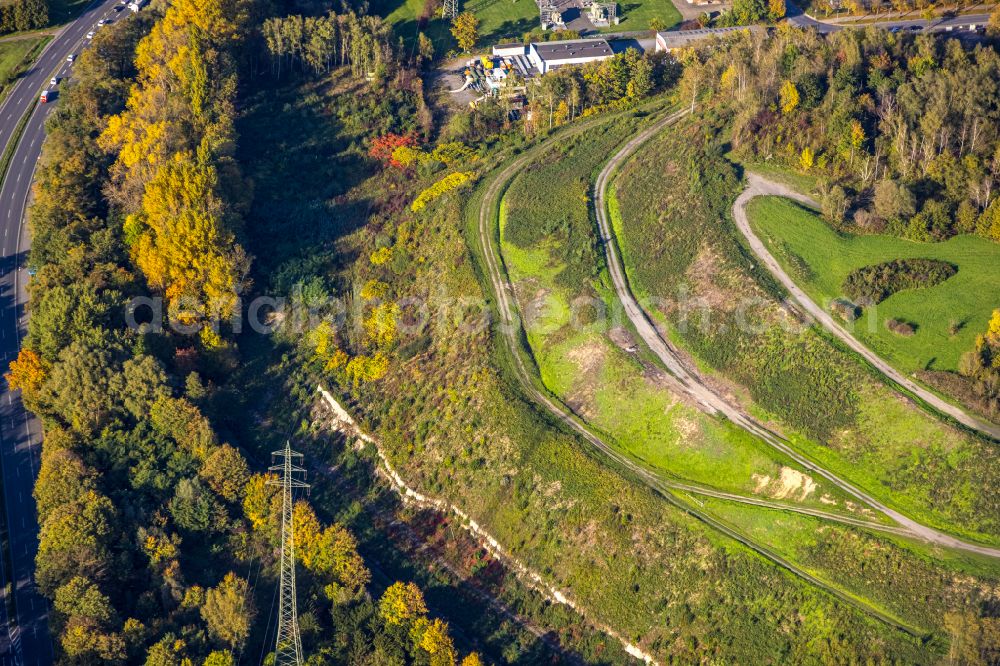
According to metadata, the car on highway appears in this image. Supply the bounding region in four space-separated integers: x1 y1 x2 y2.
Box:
66 54 75 63
50 76 58 86
86 30 95 38
97 18 109 25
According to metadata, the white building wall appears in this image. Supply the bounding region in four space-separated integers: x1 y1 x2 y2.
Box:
493 45 527 57
529 45 612 74
528 44 547 73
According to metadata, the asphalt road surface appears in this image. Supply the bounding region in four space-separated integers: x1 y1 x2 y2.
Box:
784 0 990 33
0 0 125 663
0 3 994 662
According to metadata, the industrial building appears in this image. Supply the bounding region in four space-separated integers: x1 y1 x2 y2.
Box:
654 26 764 52
528 39 614 74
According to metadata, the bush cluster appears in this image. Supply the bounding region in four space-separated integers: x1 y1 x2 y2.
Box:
842 258 957 304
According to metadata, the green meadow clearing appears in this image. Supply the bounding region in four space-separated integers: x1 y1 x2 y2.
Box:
0 36 46 94
746 195 1000 374
376 0 680 53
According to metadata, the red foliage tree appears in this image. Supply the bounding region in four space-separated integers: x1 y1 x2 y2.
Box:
369 133 417 168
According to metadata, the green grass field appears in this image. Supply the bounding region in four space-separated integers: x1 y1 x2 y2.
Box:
499 119 872 515
0 36 46 93
609 0 680 33
611 117 1000 544
377 0 457 52
378 0 680 52
492 112 1000 647
747 195 1000 374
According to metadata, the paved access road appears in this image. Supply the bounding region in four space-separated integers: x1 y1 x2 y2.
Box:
783 0 990 33
592 111 1000 559
0 0 125 663
732 174 1000 442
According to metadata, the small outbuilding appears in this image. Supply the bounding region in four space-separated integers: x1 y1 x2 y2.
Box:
493 43 527 57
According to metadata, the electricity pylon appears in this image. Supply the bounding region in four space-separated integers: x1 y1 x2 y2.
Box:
269 443 309 666
442 0 458 20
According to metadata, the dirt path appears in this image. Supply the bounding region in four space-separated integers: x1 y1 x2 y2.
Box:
592 119 1000 559
733 173 1000 443
471 107 940 637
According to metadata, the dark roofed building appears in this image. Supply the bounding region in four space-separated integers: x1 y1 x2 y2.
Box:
528 39 614 74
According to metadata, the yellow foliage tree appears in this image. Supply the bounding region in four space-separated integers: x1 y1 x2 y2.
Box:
370 247 393 265
779 80 799 114
720 64 737 89
360 279 390 301
132 154 249 324
411 172 473 212
430 142 475 164
292 502 371 595
416 618 457 666
242 473 279 531
799 146 815 172
987 309 1000 346
99 0 250 338
364 302 400 347
6 349 46 401
378 581 428 626
345 352 389 385
451 12 479 52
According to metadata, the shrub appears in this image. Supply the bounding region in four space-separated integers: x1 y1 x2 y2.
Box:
886 318 916 336
842 259 957 304
411 171 473 212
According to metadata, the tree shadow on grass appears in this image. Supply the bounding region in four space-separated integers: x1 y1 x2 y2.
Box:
237 78 375 288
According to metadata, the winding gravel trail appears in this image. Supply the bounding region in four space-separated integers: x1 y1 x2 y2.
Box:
592 116 1000 558
733 173 1000 442
474 108 937 635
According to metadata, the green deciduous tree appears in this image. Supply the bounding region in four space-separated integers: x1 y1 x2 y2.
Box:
201 572 255 649
451 12 479 52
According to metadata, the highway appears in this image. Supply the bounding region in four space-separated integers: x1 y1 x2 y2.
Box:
0 0 124 663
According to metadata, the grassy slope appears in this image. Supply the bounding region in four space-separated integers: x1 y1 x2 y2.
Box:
234 75 947 662
747 195 1000 374
234 74 643 664
378 0 457 52
610 117 1000 546
0 36 45 91
499 123 859 513
496 111 1000 644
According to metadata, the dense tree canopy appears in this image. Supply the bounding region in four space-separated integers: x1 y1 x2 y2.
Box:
687 27 1000 243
